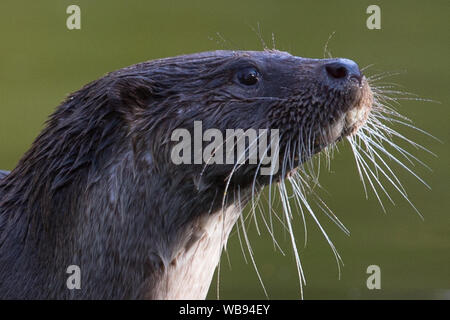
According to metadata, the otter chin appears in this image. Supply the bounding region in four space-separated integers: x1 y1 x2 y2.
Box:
321 78 373 148
0 50 377 299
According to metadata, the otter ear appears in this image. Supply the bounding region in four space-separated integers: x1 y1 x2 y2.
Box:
109 76 155 110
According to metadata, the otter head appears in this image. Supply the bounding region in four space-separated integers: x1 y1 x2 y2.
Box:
116 50 373 191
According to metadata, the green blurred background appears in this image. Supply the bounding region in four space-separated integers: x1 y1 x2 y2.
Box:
0 0 448 299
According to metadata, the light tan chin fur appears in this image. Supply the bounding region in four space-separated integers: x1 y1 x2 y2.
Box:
322 80 373 145
344 80 373 135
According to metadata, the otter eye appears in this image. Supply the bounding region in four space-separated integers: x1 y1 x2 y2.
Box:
237 67 260 86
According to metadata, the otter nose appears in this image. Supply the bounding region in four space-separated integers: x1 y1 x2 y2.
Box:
324 58 362 84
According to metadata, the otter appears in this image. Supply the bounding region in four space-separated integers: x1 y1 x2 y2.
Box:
0 50 374 299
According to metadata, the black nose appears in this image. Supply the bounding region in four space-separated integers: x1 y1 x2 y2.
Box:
324 58 362 84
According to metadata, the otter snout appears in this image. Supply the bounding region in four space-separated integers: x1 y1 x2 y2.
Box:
306 57 372 145
323 58 363 86
320 58 373 138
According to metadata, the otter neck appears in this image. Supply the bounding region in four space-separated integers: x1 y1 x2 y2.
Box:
1 141 243 299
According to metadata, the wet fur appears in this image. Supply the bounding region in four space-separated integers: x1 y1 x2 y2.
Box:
0 50 372 299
